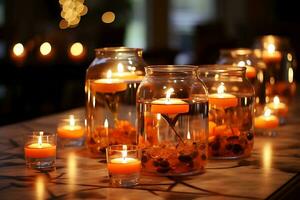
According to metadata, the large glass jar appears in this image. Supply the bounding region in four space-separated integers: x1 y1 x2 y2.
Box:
253 35 297 103
217 48 267 105
198 65 255 159
85 47 146 155
137 65 208 176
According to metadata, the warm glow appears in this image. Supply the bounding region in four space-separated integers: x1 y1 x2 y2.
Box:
102 11 115 23
166 88 175 102
13 43 24 56
187 131 191 140
288 68 294 83
267 43 276 53
107 70 112 79
121 145 127 162
117 63 124 73
36 176 45 200
68 152 77 184
287 53 292 61
70 42 83 56
38 131 43 146
273 96 280 105
270 77 275 85
217 82 225 94
156 113 161 121
237 61 246 67
69 115 75 127
40 42 51 56
104 118 109 128
264 109 272 118
263 143 272 172
257 70 264 83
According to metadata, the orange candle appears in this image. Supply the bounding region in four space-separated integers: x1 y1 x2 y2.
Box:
151 88 189 114
255 109 279 129
209 82 238 108
91 70 127 93
262 44 282 63
245 66 256 79
266 96 288 117
24 133 56 158
57 115 84 139
108 158 141 174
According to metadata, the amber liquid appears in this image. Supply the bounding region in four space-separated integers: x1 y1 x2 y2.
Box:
208 96 254 159
137 100 208 176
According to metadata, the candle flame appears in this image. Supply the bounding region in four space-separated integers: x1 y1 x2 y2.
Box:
264 109 272 117
104 118 109 128
156 114 161 121
217 82 225 94
273 96 280 105
117 63 124 73
121 145 127 162
69 115 75 127
107 70 112 79
38 131 43 146
267 43 275 53
187 131 191 140
237 61 246 67
166 88 174 102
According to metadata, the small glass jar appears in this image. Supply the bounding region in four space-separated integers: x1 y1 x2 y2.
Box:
198 65 255 159
85 47 146 155
217 48 267 106
253 35 297 103
137 65 208 176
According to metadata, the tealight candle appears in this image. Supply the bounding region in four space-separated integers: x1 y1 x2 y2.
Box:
208 82 238 108
111 63 143 81
255 109 279 129
245 66 257 79
106 145 141 187
57 115 85 139
262 44 282 64
91 70 127 93
151 88 189 114
24 131 56 169
266 96 288 117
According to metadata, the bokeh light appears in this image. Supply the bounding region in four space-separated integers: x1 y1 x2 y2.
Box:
70 42 83 56
13 43 24 56
40 42 52 56
101 11 115 23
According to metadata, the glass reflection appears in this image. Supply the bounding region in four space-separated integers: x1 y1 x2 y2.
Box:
35 176 45 200
262 142 272 173
67 152 77 190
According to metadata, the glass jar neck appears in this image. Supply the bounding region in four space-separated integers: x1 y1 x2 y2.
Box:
95 47 143 59
198 65 246 81
145 65 197 78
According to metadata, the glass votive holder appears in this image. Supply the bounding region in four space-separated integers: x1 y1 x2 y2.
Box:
265 95 288 125
106 145 141 187
24 131 57 169
57 115 85 147
254 108 279 137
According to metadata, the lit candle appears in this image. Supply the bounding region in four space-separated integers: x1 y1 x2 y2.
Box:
255 109 279 129
236 61 256 79
262 43 282 63
209 82 238 108
91 70 127 93
25 132 56 158
111 63 143 81
57 115 84 139
104 118 109 137
107 145 141 174
266 96 288 117
151 88 189 114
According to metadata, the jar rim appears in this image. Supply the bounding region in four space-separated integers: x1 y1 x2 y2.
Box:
95 47 143 53
197 65 246 73
146 65 197 72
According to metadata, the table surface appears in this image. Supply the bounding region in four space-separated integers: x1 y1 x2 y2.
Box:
0 103 300 200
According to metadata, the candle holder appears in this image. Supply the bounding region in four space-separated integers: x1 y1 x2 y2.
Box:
198 65 255 159
24 131 57 169
265 96 288 125
106 145 141 187
253 35 297 103
137 65 208 176
254 108 279 137
85 47 146 155
57 115 85 147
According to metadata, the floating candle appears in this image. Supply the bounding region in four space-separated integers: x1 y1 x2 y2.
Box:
25 132 56 158
262 44 282 63
151 88 189 114
107 145 141 174
255 109 279 129
111 63 142 80
57 115 84 139
266 96 288 117
91 70 127 93
209 82 238 108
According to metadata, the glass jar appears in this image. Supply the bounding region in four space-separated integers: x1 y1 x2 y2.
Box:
85 47 146 155
137 65 208 176
198 65 255 159
217 48 267 106
253 35 297 103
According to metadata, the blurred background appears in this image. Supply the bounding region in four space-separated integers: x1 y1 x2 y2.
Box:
0 0 300 125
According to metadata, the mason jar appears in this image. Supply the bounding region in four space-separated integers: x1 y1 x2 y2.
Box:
85 47 146 155
137 65 208 176
198 65 255 159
